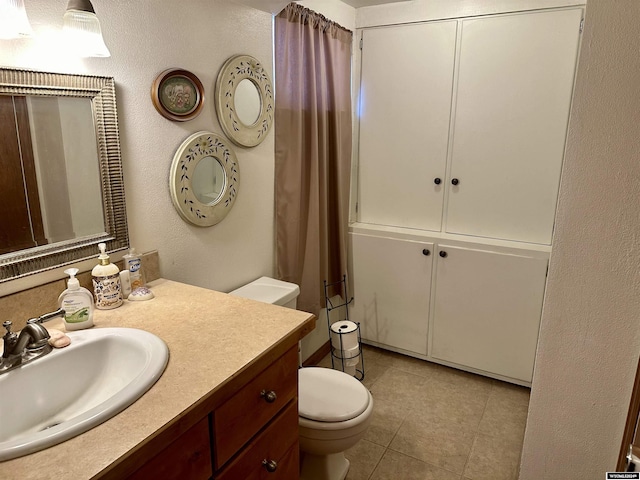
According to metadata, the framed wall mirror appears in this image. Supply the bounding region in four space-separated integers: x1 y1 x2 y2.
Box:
215 54 273 148
0 68 129 282
169 131 239 227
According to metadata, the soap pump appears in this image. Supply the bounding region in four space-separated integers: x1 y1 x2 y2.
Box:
91 242 123 310
58 268 94 330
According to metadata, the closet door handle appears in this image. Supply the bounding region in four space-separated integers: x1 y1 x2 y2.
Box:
451 178 460 186
422 249 431 256
260 389 277 403
439 251 448 258
434 177 442 185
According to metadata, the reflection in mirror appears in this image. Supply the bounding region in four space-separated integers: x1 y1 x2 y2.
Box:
0 68 128 282
0 95 104 255
234 79 261 126
192 156 227 205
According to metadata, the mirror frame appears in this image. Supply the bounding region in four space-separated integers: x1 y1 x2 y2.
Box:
169 131 240 227
0 67 129 282
215 54 273 148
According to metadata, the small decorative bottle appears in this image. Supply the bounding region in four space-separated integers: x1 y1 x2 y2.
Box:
123 247 146 290
91 243 123 309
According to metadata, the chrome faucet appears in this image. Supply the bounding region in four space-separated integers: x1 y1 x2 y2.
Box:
1 308 65 375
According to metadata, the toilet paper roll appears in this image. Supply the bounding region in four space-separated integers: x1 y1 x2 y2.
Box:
333 347 360 365
333 345 360 368
334 345 360 360
343 365 356 376
330 321 359 351
345 352 360 367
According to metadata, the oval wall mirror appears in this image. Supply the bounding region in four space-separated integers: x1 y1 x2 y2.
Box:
234 79 262 126
215 55 273 147
169 131 239 227
192 156 227 205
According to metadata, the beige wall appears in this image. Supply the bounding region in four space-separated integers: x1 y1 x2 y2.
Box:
520 0 640 477
0 0 275 294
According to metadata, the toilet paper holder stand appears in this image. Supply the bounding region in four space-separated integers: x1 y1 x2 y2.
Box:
324 275 365 381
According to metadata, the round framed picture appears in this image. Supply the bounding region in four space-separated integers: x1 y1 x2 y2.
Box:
151 69 204 122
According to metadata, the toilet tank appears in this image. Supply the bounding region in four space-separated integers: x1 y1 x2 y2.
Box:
229 276 300 309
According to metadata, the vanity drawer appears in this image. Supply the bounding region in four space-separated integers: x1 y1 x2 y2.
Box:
216 400 299 480
213 345 298 468
126 416 212 480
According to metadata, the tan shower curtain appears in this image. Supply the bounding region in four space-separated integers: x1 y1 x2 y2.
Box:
274 4 353 315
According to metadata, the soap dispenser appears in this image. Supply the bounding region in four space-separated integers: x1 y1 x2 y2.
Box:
59 268 94 330
92 242 123 310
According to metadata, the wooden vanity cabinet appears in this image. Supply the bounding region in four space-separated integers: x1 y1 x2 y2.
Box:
123 345 300 480
212 347 298 479
216 402 299 480
213 345 299 473
126 417 212 480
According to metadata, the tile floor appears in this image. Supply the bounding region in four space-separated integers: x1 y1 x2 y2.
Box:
315 345 530 480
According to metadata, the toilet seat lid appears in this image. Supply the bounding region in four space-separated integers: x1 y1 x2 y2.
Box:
298 367 370 422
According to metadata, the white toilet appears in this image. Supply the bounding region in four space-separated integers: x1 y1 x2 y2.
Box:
230 276 373 480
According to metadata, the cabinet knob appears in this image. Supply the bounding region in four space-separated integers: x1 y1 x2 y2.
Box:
434 177 442 185
439 251 448 258
262 459 278 472
260 389 277 403
422 248 431 256
451 178 460 186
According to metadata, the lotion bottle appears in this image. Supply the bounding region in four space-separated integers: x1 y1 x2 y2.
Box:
123 247 146 290
59 268 95 330
92 243 123 309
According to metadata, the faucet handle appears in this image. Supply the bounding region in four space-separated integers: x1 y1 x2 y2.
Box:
27 308 65 325
2 321 18 359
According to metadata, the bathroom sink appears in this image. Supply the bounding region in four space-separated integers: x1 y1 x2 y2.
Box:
0 327 168 461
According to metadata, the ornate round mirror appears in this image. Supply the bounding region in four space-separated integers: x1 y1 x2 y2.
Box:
169 131 239 227
215 55 273 147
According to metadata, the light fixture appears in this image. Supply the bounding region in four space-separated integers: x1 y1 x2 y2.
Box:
0 0 34 39
63 0 110 57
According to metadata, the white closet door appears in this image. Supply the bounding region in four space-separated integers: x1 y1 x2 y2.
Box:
350 233 433 355
358 21 457 231
430 245 548 382
446 9 582 244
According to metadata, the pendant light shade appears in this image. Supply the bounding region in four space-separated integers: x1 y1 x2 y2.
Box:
63 0 110 57
0 0 34 39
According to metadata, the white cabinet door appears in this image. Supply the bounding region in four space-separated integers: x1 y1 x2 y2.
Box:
445 9 582 244
430 244 548 382
358 21 457 231
350 233 433 355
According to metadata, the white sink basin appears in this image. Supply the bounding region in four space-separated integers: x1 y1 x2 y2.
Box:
0 327 168 461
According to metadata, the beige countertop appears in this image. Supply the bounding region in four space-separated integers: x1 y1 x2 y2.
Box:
0 278 315 480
